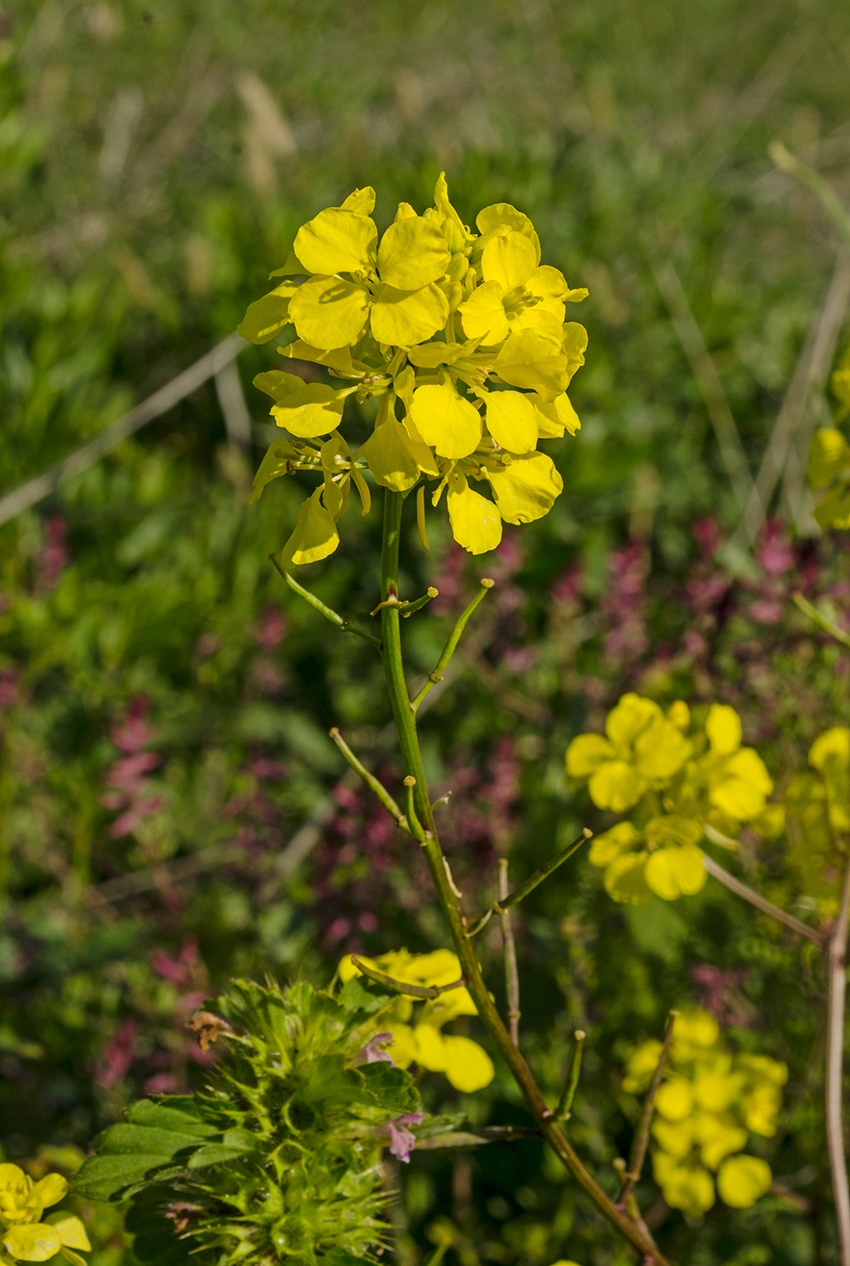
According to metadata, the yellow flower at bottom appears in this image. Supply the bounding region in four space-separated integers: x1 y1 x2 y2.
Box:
717 1155 772 1208
652 1155 715 1217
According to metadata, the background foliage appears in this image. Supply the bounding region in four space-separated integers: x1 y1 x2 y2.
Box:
3 0 850 1262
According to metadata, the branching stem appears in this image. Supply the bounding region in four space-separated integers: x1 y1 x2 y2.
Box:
328 728 410 834
701 851 824 945
467 829 592 934
618 1011 678 1209
498 860 521 1046
826 860 850 1266
350 956 466 999
377 490 671 1265
555 1030 585 1120
410 577 494 712
270 556 382 648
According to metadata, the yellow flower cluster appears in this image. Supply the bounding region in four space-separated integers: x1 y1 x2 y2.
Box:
784 726 850 917
624 1010 785 1218
0 1166 89 1266
566 696 774 903
806 341 850 529
339 948 494 1093
239 177 587 562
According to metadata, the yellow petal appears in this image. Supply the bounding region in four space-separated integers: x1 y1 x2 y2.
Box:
706 704 742 755
655 1078 694 1122
710 749 773 820
807 427 849 489
413 1023 449 1072
532 391 580 438
3 1226 62 1263
475 203 541 264
696 1116 748 1170
588 760 645 812
644 846 706 900
481 230 538 292
370 282 449 346
605 694 662 747
603 852 654 903
717 1155 772 1209
340 186 376 215
386 1023 417 1069
526 265 569 303
656 1165 715 1216
457 281 510 344
410 382 482 460
483 391 538 453
494 328 568 400
565 733 617 778
668 700 690 730
282 489 340 567
809 727 850 771
672 1008 719 1051
446 474 502 554
236 281 297 344
278 341 355 376
652 1118 694 1160
588 821 642 867
693 1072 734 1113
358 419 437 492
270 383 349 439
441 1035 495 1092
562 322 589 382
293 207 377 275
485 453 563 524
377 216 451 289
30 1176 67 1211
44 1218 89 1253
289 276 370 349
406 340 479 369
633 720 691 780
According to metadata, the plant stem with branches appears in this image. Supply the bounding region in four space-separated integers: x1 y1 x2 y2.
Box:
376 490 669 1263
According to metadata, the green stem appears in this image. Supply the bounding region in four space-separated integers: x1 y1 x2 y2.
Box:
556 1029 586 1120
410 577 494 713
270 555 382 649
378 491 670 1265
328 727 410 833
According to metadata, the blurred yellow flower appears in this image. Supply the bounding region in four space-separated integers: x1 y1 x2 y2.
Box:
566 694 691 812
0 1166 89 1266
339 949 494 1093
239 176 588 560
623 1010 784 1218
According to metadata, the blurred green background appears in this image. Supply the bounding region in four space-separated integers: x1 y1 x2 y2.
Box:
3 1 850 1263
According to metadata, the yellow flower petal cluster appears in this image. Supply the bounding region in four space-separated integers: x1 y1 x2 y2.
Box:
239 177 588 563
566 698 776 904
623 1010 785 1218
0 1166 90 1266
784 726 850 918
339 949 494 1093
806 341 850 528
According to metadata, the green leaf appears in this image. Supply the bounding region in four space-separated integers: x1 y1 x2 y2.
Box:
124 1099 219 1137
72 1154 185 1202
125 1188 197 1266
337 977 391 1016
360 1062 420 1115
94 1124 206 1156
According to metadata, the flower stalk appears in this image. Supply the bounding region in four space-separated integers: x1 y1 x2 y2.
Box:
826 859 850 1266
378 489 671 1264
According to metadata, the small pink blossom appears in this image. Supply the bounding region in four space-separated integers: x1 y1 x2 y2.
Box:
387 1113 425 1163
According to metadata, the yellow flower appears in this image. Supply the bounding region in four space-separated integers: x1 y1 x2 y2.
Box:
624 1011 784 1218
716 1155 772 1208
588 816 705 904
0 1167 89 1266
339 949 494 1093
566 694 692 812
699 705 773 821
239 176 587 561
